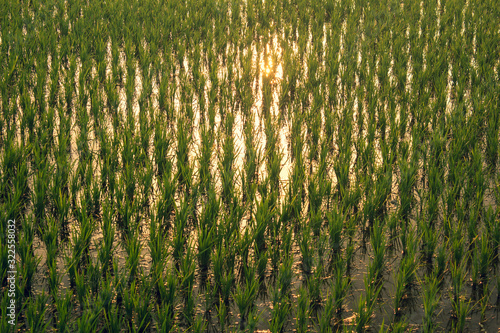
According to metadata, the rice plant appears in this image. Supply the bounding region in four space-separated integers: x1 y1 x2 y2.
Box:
296 286 310 333
355 275 382 332
422 274 441 333
233 266 259 330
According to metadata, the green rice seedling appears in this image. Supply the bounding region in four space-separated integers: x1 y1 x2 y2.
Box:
221 203 244 257
104 303 124 333
179 245 196 325
296 286 310 333
435 242 447 283
0 240 8 288
220 112 236 203
55 290 72 333
26 291 49 332
220 270 235 306
281 226 293 260
299 225 314 274
485 207 500 265
332 259 350 316
485 110 499 171
373 168 392 222
450 228 465 267
202 280 217 320
451 296 472 333
426 179 441 227
385 319 409 333
42 217 59 272
125 232 142 284
138 161 154 209
256 248 268 281
157 279 176 331
48 262 61 300
246 306 263 333
99 200 116 275
32 168 49 223
387 213 399 241
122 281 137 330
270 299 291 333
309 207 323 238
98 275 114 317
238 229 253 281
149 217 166 278
421 219 438 266
267 149 283 201
398 149 418 223
75 269 89 311
262 70 273 119
176 117 193 189
355 275 382 333
122 163 137 206
270 284 291 333
450 260 466 306
73 306 102 333
308 264 323 310
18 230 38 297
319 290 334 333
20 93 36 145
277 255 294 298
422 274 441 333
362 187 377 234
198 223 216 273
87 260 101 296
73 205 95 260
253 197 273 254
471 235 490 291
54 180 71 225
369 219 386 282
0 156 19 209
200 187 221 231
159 267 178 312
479 280 492 324
198 124 214 193
290 168 306 226
134 281 152 333
216 297 228 332
153 118 172 179
213 245 224 289
317 234 329 266
393 252 418 318
444 183 462 223
172 198 190 265
178 242 196 293
334 145 352 201
243 121 258 203
233 266 259 330
157 173 177 231
4 149 30 219
191 313 207 333
269 235 282 272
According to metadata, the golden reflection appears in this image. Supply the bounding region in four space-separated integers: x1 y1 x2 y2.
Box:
259 52 283 83
264 58 273 76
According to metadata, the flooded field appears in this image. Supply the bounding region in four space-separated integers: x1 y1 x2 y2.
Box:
1 0 500 331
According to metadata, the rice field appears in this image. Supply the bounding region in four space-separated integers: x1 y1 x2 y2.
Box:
1 0 499 331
